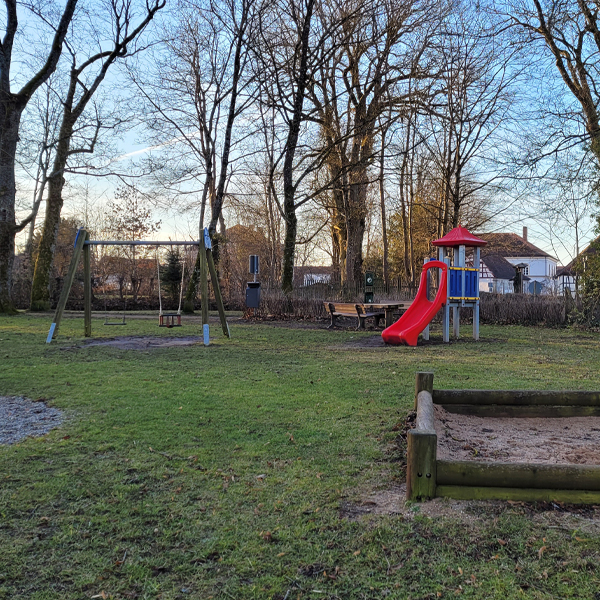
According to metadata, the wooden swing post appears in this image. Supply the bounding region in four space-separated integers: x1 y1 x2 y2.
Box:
46 228 88 343
83 231 92 337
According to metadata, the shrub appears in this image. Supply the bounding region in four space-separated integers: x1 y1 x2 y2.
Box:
479 293 569 327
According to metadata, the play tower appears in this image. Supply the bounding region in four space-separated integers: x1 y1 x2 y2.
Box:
431 225 487 342
382 225 487 346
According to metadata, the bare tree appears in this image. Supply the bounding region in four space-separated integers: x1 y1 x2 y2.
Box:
499 0 600 165
16 77 63 258
252 0 318 293
127 0 257 308
102 186 161 302
311 0 440 287
131 0 256 232
422 7 518 235
29 0 165 310
0 0 78 313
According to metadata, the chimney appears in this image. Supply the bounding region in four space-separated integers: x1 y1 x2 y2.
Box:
523 226 528 242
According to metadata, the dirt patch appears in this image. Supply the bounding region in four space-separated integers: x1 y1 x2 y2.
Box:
0 396 63 445
236 317 326 329
335 335 388 349
341 484 488 525
74 336 204 350
335 335 507 350
434 405 600 465
341 484 600 532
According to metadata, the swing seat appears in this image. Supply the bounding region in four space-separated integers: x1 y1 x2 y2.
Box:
159 313 181 328
104 321 127 326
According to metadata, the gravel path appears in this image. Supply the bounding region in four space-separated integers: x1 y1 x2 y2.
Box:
0 396 63 445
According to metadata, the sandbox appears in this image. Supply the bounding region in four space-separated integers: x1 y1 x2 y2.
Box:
406 372 600 504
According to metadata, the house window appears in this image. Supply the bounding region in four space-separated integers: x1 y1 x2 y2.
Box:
522 265 529 276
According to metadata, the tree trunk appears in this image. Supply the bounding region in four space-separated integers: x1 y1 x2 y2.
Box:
208 0 249 238
279 0 314 293
281 201 297 294
331 194 346 284
344 174 367 286
30 118 73 310
327 159 346 284
0 100 23 313
0 0 77 313
379 134 389 287
344 120 372 287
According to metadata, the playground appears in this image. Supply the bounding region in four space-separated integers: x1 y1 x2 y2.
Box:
1 312 600 599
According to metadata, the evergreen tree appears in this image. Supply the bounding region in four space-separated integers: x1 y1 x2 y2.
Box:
162 250 183 306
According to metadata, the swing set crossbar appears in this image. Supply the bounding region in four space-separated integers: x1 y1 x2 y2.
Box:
84 241 199 246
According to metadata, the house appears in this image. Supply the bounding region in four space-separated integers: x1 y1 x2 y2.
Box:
556 264 576 294
292 265 333 288
555 235 600 294
477 227 558 294
478 253 518 294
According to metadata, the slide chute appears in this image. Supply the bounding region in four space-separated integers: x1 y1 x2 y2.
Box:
382 260 448 346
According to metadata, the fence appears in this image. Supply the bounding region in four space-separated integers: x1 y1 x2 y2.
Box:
252 287 580 326
265 279 422 303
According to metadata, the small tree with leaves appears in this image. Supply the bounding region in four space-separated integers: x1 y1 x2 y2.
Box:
101 186 161 302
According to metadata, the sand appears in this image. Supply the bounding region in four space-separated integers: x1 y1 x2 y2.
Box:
434 405 600 465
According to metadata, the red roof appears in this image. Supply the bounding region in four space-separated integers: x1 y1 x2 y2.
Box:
432 226 488 248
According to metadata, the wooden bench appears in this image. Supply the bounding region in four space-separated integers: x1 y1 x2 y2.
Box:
324 302 383 329
324 301 414 329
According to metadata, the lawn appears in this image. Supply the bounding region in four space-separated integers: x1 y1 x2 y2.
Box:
0 314 599 599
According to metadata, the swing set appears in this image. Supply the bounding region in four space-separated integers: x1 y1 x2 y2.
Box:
46 228 229 344
155 250 186 328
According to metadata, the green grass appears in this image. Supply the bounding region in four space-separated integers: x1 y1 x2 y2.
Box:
1 314 600 599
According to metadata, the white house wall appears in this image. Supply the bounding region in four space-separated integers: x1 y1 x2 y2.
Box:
479 277 513 294
504 256 557 278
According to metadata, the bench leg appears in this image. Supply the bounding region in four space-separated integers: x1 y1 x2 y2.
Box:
357 316 366 330
385 310 394 328
328 314 337 329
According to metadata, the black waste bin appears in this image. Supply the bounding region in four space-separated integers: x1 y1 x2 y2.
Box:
246 281 261 308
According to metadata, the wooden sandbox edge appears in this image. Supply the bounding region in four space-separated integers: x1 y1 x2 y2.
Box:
435 485 600 504
407 372 600 504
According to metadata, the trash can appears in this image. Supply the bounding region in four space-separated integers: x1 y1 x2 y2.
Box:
246 281 261 308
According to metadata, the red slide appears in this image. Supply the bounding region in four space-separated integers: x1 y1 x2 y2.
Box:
382 260 448 346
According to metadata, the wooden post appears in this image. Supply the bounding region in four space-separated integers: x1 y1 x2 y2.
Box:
473 247 480 340
423 258 430 341
46 229 87 342
453 306 460 339
442 256 450 342
406 390 437 501
83 232 92 337
200 234 209 327
206 247 230 338
415 371 434 409
433 389 600 406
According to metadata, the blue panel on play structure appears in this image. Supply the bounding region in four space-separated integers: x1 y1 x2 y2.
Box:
449 269 460 297
466 269 477 298
449 268 478 299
